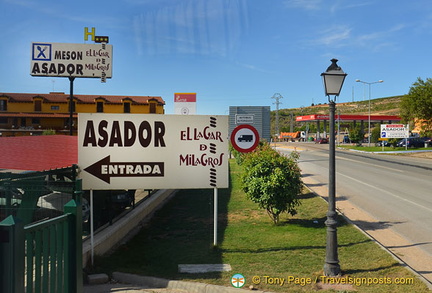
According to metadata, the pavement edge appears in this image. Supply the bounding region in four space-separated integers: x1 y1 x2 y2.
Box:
112 272 274 293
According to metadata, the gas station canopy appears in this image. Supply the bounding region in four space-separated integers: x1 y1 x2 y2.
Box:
296 114 401 123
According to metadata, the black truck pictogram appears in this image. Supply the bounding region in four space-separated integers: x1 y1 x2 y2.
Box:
238 134 253 142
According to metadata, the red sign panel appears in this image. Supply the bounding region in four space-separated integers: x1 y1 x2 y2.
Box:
174 93 196 103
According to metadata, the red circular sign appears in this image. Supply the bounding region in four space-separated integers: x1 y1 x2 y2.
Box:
230 124 260 153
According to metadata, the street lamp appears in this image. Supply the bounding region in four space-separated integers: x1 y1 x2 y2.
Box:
321 58 347 277
355 79 384 146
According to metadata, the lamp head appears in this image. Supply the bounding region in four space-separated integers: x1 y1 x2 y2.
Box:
321 59 347 97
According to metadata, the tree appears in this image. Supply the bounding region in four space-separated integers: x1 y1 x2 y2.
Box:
240 143 302 224
371 126 381 144
349 126 364 146
401 77 432 136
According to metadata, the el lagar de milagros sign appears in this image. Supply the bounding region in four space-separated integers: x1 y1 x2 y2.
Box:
78 114 229 190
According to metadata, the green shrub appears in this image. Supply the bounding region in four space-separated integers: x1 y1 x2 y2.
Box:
349 126 364 146
42 129 56 135
240 143 302 224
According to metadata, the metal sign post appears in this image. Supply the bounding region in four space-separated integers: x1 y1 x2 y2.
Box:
90 189 94 265
214 187 218 246
68 77 75 136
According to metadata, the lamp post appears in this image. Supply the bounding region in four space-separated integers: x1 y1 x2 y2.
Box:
355 79 384 146
321 58 347 276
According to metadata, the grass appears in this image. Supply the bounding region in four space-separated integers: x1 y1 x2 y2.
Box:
338 145 432 152
93 159 430 292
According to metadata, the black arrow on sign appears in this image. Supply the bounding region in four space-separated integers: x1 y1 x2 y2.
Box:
84 155 164 184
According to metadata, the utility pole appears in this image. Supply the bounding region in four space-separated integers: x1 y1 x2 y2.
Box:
271 93 283 138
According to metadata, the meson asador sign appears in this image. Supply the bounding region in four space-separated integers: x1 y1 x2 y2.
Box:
30 42 112 78
78 114 228 190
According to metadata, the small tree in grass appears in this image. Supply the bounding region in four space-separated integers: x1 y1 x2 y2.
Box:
388 138 399 148
240 143 302 225
349 126 364 146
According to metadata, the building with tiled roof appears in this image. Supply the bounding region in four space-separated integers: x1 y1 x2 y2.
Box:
0 92 165 136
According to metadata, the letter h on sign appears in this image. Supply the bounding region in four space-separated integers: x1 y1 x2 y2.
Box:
84 27 96 41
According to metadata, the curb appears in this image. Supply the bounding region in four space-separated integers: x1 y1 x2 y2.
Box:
112 272 274 293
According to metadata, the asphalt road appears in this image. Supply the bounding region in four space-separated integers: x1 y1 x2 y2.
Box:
277 142 432 285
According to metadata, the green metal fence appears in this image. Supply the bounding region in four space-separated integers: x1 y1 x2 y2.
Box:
0 167 82 293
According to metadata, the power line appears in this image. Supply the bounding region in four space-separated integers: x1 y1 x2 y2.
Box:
271 93 283 136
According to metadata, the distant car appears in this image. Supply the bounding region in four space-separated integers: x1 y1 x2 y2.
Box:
397 137 427 148
342 136 350 143
315 138 328 144
111 190 135 210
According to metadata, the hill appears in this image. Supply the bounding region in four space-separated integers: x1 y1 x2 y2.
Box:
271 95 404 134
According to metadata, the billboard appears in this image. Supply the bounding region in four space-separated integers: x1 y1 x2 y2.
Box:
30 42 112 78
78 113 228 190
380 124 409 139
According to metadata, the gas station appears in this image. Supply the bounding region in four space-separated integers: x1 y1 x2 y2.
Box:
295 114 401 142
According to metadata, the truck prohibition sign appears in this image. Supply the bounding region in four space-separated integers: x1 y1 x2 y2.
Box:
230 124 260 153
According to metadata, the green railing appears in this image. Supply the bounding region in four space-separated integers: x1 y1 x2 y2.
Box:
25 198 83 293
25 213 70 293
0 168 82 293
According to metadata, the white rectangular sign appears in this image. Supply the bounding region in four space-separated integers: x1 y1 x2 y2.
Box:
174 93 196 115
78 114 228 190
235 114 254 124
30 42 112 78
380 124 409 139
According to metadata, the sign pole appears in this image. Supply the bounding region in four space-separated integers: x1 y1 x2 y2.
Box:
213 187 218 247
406 124 409 151
68 76 75 136
90 189 94 265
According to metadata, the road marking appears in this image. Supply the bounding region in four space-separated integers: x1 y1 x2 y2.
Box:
338 172 432 213
337 156 405 173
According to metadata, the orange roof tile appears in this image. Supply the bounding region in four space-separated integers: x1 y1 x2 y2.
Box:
0 135 77 171
0 92 165 105
0 113 74 118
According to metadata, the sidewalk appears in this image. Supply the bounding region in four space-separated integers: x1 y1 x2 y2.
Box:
83 272 271 293
84 283 188 293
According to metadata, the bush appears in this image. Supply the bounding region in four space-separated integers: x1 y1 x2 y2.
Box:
42 129 56 135
229 143 246 165
349 126 364 146
371 126 380 144
240 143 302 224
388 138 399 148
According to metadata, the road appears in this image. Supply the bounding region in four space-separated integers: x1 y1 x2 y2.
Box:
276 142 432 285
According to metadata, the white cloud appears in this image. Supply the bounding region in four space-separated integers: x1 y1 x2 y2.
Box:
315 26 352 46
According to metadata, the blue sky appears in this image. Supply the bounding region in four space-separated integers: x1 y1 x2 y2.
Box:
1 0 432 115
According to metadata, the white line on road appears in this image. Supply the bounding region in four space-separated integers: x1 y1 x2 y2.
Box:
337 155 405 173
337 172 432 213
